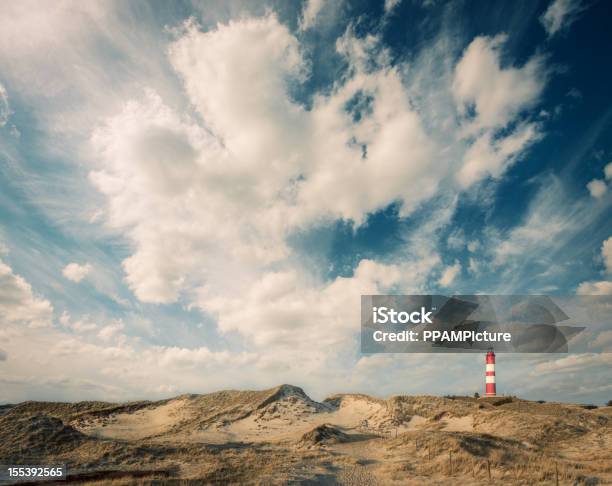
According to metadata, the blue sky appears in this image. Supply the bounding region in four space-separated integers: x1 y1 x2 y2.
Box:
0 0 611 404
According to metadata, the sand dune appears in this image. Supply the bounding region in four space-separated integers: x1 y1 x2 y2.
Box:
1 385 610 484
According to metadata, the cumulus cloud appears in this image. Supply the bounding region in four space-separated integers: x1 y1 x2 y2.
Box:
453 35 545 132
62 262 92 282
540 0 584 37
0 315 260 402
0 258 53 328
586 163 612 199
91 16 452 305
81 16 560 392
199 259 410 352
452 35 546 187
87 17 551 320
587 179 607 198
577 281 612 296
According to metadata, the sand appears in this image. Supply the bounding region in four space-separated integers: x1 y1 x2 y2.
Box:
75 398 189 440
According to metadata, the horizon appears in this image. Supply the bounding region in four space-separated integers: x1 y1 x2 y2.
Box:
2 381 604 407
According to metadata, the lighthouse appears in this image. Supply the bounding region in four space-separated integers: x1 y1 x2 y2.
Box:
485 349 496 397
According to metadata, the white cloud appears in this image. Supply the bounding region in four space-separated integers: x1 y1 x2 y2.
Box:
92 17 452 305
59 311 97 332
604 162 612 181
0 83 10 126
62 262 92 282
587 179 607 198
540 0 584 37
154 346 257 369
438 261 461 287
534 353 612 374
452 35 546 188
576 237 612 295
0 1 176 140
384 0 402 14
97 320 125 341
0 315 264 402
198 259 413 353
84 18 559 389
300 0 325 30
446 229 465 250
467 240 480 252
453 34 546 133
468 257 480 274
457 121 541 188
602 236 612 273
474 171 612 295
576 281 612 295
0 258 53 328
493 176 573 265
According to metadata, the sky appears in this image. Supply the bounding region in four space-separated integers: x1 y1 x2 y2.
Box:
0 0 611 405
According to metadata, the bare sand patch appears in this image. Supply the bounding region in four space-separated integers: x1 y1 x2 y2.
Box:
76 398 188 440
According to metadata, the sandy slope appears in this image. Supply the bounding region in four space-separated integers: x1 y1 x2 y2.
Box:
76 398 189 440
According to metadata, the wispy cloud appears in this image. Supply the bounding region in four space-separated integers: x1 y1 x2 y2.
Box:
540 0 585 37
0 83 11 127
299 0 326 30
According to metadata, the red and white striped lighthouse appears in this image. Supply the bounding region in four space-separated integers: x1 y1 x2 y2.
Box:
485 350 496 397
